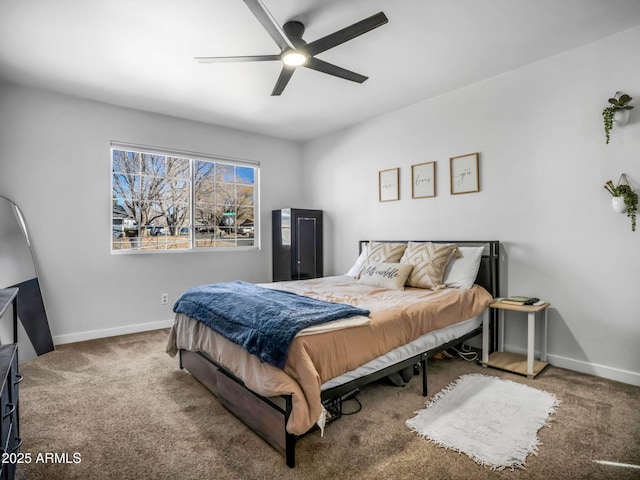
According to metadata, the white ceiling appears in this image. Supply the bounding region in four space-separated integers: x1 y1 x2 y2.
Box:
2 0 640 142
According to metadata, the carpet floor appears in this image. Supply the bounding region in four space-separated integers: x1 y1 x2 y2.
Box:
13 329 640 480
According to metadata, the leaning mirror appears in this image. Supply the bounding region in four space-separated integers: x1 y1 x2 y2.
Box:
0 195 54 362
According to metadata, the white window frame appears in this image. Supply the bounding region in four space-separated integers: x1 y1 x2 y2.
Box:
110 141 260 254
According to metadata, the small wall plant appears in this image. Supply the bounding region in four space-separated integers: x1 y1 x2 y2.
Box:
604 179 638 231
602 92 633 144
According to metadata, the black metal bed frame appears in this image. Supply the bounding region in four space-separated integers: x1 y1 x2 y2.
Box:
178 240 500 468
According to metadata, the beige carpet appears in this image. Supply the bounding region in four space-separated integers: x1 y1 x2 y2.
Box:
14 329 640 480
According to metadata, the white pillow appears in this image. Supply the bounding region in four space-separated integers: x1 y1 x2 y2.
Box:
346 245 368 277
357 263 414 291
443 246 484 289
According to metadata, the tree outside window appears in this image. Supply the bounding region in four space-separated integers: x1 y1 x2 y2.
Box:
111 146 257 252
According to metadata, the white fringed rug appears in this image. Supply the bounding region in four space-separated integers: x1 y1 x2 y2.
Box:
406 374 560 470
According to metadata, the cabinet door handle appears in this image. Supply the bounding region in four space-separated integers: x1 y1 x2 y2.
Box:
14 374 23 385
3 403 15 418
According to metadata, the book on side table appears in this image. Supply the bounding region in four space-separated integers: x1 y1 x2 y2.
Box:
498 296 541 306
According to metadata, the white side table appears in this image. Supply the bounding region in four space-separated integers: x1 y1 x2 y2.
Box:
482 301 550 378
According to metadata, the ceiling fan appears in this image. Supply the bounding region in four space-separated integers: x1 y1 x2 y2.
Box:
196 0 388 96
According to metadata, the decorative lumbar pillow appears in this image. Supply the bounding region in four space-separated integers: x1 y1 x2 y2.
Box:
443 246 485 289
400 242 459 289
346 244 368 277
357 263 414 291
357 241 408 278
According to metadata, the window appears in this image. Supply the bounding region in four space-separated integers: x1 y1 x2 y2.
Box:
111 143 258 253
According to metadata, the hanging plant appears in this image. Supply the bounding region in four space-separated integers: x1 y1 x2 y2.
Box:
604 176 638 231
602 91 633 144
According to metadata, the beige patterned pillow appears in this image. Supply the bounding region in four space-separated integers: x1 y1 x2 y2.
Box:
400 242 459 289
357 241 407 278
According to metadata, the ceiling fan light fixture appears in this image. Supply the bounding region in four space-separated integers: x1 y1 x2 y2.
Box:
281 50 307 66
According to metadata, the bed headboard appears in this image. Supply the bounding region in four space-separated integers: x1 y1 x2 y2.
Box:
358 240 500 298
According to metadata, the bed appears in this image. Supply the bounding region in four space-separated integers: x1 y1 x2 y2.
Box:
166 240 500 467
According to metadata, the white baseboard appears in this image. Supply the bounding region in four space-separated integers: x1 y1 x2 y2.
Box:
505 344 640 387
545 353 640 387
52 319 174 345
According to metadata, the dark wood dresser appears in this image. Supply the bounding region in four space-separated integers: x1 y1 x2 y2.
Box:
0 288 21 480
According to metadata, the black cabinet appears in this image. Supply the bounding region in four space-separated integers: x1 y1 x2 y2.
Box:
0 289 20 480
0 345 19 480
272 209 323 282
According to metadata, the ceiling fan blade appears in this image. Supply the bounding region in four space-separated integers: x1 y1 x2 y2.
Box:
243 0 295 51
306 12 388 56
195 55 280 63
304 57 368 83
271 66 296 96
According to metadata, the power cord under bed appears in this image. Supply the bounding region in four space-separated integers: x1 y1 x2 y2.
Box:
323 388 362 420
448 344 479 362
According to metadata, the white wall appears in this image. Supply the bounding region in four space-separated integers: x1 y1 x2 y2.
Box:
302 27 640 386
0 82 302 346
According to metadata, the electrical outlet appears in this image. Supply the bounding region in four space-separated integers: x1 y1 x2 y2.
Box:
161 293 169 305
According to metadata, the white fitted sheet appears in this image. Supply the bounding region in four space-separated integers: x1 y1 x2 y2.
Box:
321 314 481 390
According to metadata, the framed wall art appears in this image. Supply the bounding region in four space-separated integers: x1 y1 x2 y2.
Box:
411 162 436 199
379 168 399 202
450 152 479 194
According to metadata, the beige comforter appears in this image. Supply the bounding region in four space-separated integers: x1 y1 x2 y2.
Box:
166 275 492 435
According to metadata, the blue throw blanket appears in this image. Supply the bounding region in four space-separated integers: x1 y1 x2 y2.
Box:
173 281 370 369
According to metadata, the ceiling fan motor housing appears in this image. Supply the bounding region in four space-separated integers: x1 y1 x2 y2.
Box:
283 21 305 41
